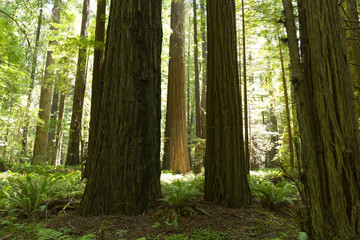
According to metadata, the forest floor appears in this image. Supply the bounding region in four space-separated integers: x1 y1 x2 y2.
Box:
43 195 301 240
0 171 303 240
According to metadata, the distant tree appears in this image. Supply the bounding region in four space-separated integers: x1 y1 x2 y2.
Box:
32 0 62 164
162 0 190 173
78 0 162 216
205 0 251 208
193 0 202 174
296 0 360 238
66 0 90 166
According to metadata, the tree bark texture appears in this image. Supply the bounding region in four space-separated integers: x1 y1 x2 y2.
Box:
297 0 360 238
162 0 190 174
345 0 360 116
205 0 251 208
66 0 90 166
32 0 61 164
85 0 106 178
78 0 162 216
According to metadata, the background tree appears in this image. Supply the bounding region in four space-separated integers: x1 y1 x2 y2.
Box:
78 0 162 216
296 0 360 238
162 0 190 173
32 0 62 164
66 0 90 166
204 0 251 208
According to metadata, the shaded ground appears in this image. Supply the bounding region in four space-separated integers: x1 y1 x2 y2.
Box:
44 199 300 240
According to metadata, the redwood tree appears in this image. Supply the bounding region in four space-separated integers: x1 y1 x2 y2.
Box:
162 0 190 173
32 0 61 164
204 0 251 208
296 0 360 238
66 0 90 166
78 0 162 216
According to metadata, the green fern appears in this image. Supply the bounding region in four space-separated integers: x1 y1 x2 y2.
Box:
161 179 201 206
4 173 58 218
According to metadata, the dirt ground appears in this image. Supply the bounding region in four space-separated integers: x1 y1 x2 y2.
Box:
45 198 301 240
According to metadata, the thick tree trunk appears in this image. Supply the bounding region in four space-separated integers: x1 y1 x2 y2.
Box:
162 0 190 174
22 2 42 154
78 0 162 216
33 0 61 164
66 0 90 166
84 0 106 178
296 0 360 238
205 0 251 208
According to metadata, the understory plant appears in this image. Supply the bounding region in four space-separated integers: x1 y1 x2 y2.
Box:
249 176 299 208
2 173 59 218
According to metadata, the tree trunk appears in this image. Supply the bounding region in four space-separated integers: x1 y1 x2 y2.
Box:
162 0 190 174
47 87 59 158
205 0 251 208
52 90 66 165
66 0 90 166
200 0 207 139
32 0 62 164
84 0 106 178
296 0 360 238
78 0 162 216
193 0 202 174
278 35 294 169
22 1 42 154
242 0 249 173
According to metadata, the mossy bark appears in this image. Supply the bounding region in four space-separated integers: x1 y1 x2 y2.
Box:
296 0 360 238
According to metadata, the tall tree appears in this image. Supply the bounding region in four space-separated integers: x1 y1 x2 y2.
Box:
78 0 162 216
242 0 249 172
296 0 360 238
278 34 294 169
205 0 251 208
281 0 302 171
200 0 207 138
32 0 62 164
84 0 106 178
66 0 90 166
193 0 202 174
162 0 190 173
47 87 59 157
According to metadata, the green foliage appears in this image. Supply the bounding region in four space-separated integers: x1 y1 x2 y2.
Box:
249 174 299 207
161 178 201 206
3 173 58 218
36 228 95 240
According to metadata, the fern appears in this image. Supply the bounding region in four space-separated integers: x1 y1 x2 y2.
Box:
36 228 96 240
161 179 200 206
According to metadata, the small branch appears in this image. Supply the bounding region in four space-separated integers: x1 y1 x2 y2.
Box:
0 9 31 47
